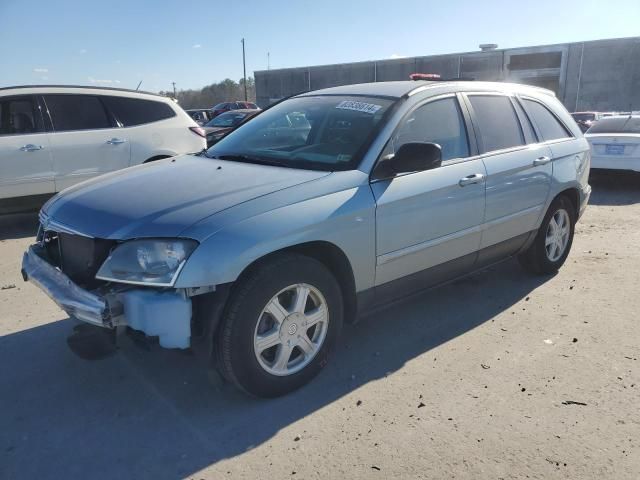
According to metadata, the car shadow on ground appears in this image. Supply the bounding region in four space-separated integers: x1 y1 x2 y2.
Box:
0 212 39 241
589 171 640 206
0 259 551 479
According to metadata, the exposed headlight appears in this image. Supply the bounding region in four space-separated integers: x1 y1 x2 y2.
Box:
96 239 198 286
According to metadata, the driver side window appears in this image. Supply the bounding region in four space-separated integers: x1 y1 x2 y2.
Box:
390 97 470 162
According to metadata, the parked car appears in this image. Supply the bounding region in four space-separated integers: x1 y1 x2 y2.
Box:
571 111 602 133
202 109 260 147
22 80 591 397
585 115 640 172
0 86 206 204
210 101 259 118
185 108 212 125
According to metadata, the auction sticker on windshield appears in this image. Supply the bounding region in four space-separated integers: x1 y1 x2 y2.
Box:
336 100 382 115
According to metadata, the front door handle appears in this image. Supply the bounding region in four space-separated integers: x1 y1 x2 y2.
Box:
20 144 44 152
458 173 485 187
106 138 126 145
533 156 552 166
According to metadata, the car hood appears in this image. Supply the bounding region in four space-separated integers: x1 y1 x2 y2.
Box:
42 155 330 240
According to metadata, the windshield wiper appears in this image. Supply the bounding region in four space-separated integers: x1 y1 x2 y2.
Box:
213 154 290 168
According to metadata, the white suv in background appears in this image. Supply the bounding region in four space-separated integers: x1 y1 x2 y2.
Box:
0 86 206 205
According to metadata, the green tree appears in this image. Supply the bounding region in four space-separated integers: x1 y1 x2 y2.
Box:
163 78 257 109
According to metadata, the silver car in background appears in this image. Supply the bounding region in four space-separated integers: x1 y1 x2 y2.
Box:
22 80 591 397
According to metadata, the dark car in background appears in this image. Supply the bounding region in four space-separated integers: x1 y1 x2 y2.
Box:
202 109 260 146
210 101 259 118
185 108 212 125
571 111 602 133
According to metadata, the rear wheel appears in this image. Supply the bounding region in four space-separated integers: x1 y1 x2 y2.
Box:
518 195 575 274
216 253 343 397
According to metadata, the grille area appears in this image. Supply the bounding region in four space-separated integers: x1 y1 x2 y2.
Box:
42 230 116 289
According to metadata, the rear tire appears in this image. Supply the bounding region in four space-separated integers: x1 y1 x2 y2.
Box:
215 253 343 397
518 195 575 274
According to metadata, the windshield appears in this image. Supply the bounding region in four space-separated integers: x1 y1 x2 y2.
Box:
205 95 395 171
571 113 596 122
586 116 640 134
206 112 248 128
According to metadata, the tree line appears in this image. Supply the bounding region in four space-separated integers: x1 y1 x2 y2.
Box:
160 78 256 109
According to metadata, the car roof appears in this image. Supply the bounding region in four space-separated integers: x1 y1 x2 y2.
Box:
296 80 554 99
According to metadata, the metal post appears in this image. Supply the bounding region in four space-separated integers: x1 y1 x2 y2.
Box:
575 42 585 112
242 38 248 101
172 82 176 98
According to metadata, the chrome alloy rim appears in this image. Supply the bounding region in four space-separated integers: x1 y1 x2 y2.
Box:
253 283 329 376
545 208 570 262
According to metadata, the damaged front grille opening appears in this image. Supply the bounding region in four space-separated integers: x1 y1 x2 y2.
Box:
42 230 117 290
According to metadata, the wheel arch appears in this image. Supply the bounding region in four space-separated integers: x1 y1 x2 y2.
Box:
554 187 580 217
235 240 358 324
191 240 358 360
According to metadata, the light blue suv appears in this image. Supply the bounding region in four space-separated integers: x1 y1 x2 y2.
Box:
22 80 591 396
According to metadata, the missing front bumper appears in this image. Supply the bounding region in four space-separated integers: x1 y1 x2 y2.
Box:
22 245 111 327
22 245 193 349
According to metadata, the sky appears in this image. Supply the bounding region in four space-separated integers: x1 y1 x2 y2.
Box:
1 0 639 93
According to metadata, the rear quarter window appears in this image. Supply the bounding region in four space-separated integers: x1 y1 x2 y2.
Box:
522 99 571 141
102 96 176 126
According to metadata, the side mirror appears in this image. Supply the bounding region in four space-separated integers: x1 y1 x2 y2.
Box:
374 142 442 179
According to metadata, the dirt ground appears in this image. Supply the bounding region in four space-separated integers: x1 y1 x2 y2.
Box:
1 172 639 480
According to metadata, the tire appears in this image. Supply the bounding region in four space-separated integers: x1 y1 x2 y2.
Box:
215 253 343 397
518 195 576 274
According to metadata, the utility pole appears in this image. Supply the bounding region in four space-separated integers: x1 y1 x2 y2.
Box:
267 52 270 70
172 82 176 98
241 38 247 101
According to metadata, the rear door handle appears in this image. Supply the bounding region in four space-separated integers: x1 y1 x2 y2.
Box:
20 144 43 152
458 173 485 187
533 156 552 166
106 138 126 145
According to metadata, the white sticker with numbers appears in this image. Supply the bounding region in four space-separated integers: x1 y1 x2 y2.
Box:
336 100 382 115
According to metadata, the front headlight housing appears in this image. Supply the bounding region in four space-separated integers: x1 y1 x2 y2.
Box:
96 239 198 286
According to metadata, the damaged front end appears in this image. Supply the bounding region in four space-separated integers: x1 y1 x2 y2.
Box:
21 218 207 350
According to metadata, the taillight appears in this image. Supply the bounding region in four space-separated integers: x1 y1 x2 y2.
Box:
189 126 206 138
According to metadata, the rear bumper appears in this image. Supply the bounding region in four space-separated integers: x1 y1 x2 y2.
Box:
591 155 640 172
22 246 110 327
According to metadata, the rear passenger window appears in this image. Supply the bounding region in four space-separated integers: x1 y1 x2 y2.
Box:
522 99 571 141
102 96 175 126
0 96 43 135
45 95 111 132
393 97 469 161
468 95 524 152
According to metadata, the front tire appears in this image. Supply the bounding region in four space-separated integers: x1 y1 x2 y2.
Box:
518 195 575 274
216 253 343 397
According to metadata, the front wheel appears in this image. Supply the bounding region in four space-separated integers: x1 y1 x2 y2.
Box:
216 253 343 397
518 195 575 274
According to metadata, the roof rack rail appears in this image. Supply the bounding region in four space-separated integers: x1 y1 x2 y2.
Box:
0 84 165 98
409 73 475 82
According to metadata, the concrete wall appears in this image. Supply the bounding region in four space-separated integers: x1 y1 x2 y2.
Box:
255 36 640 113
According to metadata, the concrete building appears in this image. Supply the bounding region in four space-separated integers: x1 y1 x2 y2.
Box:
255 36 640 113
